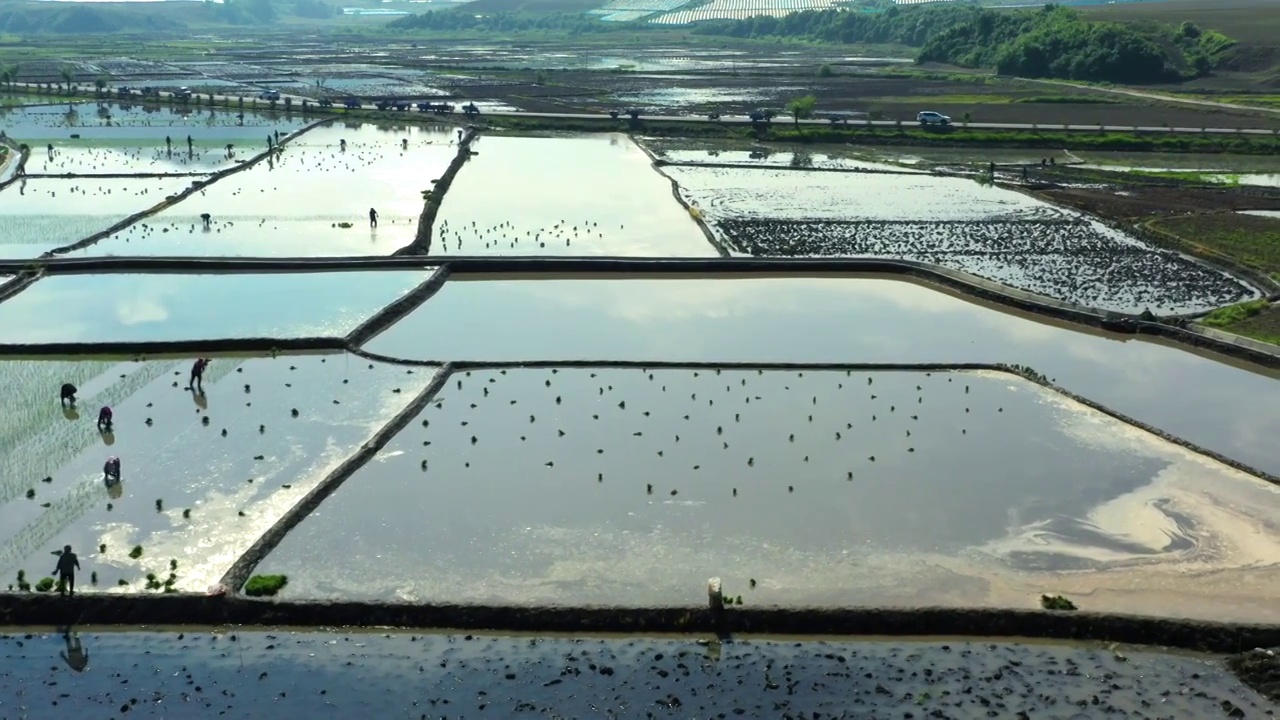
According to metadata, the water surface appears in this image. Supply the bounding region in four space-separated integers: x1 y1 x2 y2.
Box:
0 177 198 258
363 276 1280 475
258 366 1280 620
0 271 428 343
0 631 1264 719
0 355 436 592
433 134 716 257
76 125 458 257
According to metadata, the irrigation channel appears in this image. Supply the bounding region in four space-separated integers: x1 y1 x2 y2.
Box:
0 100 1278 705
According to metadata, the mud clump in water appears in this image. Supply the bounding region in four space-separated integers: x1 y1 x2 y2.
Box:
0 632 1268 718
1228 649 1280 702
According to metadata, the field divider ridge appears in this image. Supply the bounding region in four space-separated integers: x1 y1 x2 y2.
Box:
38 117 335 258
217 362 455 594
632 136 730 257
0 256 1272 368
3 596 1278 655
0 336 349 357
345 265 452 348
393 126 479 256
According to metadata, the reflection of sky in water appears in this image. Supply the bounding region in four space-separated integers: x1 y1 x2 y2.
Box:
0 632 1260 720
433 134 715 257
0 178 198 258
73 125 458 258
0 355 435 592
260 364 1279 614
364 276 1280 476
0 271 428 343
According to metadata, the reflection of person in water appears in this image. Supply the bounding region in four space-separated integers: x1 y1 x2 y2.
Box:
60 629 89 672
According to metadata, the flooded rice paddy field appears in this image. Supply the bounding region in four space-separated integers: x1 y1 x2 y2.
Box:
713 218 1257 315
0 271 429 344
74 125 458 258
0 177 199 258
431 134 717 257
664 166 1258 313
0 355 435 593
642 138 922 173
363 277 1280 477
24 142 243 175
3 631 1267 720
257 366 1280 620
0 103 310 140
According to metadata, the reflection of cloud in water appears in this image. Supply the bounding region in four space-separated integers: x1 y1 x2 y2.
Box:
978 386 1280 584
524 277 964 327
114 294 171 326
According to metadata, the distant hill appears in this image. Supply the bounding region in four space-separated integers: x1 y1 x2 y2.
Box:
0 1 190 33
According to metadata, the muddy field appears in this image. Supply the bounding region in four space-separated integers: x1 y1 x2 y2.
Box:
662 164 1260 314
713 217 1257 314
0 630 1270 718
1038 177 1280 220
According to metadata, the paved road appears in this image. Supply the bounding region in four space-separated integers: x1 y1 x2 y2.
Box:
6 83 1278 136
481 109 1280 134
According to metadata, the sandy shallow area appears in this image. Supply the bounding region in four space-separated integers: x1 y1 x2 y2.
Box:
0 629 1270 719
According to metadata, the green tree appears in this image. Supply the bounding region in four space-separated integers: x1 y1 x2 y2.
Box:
817 63 834 77
94 75 108 94
59 66 74 95
786 94 817 126
0 65 14 90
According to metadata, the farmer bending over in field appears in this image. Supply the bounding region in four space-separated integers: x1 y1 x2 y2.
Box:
96 406 113 432
189 357 210 392
60 383 77 407
53 545 79 597
201 213 212 229
369 208 379 228
103 456 120 485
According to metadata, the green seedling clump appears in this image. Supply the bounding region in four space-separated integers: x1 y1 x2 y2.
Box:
1041 594 1077 611
34 577 55 593
244 574 288 597
128 545 143 560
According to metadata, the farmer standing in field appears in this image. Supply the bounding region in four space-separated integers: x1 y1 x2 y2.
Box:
103 456 120 485
53 545 80 597
369 208 379 228
189 357 210 392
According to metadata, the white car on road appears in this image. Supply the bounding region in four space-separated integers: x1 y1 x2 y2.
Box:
917 111 951 126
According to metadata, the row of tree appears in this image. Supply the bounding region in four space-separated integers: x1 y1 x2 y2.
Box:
692 4 1235 84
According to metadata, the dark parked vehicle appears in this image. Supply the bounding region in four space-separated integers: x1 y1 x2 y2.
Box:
343 97 362 109
417 102 454 114
318 98 334 108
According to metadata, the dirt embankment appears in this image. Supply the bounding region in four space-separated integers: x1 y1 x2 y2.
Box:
395 126 478 256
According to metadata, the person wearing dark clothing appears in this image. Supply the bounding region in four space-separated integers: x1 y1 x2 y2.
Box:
97 406 113 432
60 383 77 407
54 546 79 597
189 357 209 392
201 213 212 229
103 456 120 484
369 208 379 228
